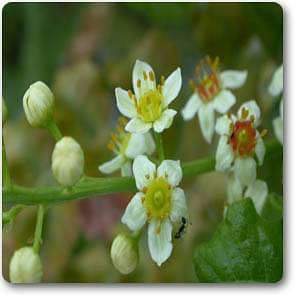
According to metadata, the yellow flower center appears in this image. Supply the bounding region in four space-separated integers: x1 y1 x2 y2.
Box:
144 177 171 220
137 90 163 123
107 117 131 156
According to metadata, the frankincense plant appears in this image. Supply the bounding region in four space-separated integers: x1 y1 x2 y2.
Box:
2 59 283 283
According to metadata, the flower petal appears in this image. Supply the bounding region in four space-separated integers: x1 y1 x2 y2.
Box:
220 70 248 89
255 134 266 166
98 155 125 174
213 89 236 114
162 68 182 107
121 192 147 231
227 174 243 204
215 115 233 136
153 109 177 133
273 116 283 144
280 99 283 119
132 60 155 99
144 132 156 155
125 118 152 134
133 155 156 190
238 100 261 127
245 180 268 214
181 93 201 121
115 87 137 118
170 188 187 223
233 156 257 187
157 160 182 187
197 102 215 143
215 135 234 172
125 133 147 159
268 65 283 97
121 161 132 177
148 218 173 266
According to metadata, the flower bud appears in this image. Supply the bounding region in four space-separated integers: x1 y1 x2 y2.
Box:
2 98 8 124
23 81 54 127
9 247 43 283
110 234 138 275
52 136 84 187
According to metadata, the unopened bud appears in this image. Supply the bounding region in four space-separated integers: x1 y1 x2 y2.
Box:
111 234 138 275
23 81 54 127
52 137 84 187
2 98 8 124
9 247 43 283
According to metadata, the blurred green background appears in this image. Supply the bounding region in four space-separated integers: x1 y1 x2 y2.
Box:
2 2 283 283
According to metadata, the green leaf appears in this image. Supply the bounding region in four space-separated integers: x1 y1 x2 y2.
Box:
193 198 283 282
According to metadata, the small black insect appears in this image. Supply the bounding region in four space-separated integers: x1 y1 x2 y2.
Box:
174 217 188 239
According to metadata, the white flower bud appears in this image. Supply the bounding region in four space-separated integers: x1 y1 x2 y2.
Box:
9 247 43 283
2 98 8 124
110 234 138 275
23 81 54 127
52 137 84 187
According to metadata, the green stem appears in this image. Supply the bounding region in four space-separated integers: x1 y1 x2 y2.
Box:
3 205 24 225
153 131 165 163
46 120 63 141
33 205 45 253
2 139 281 207
2 137 11 189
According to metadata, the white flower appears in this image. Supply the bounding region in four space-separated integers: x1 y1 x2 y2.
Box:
227 174 268 215
115 60 182 134
269 65 283 144
215 100 266 187
23 81 55 128
9 247 43 283
121 155 188 266
181 56 247 143
110 234 138 274
273 99 283 144
52 137 84 187
268 65 283 97
99 117 155 176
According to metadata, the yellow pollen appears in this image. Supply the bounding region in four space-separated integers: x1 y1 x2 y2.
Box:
143 177 171 220
241 108 249 119
137 79 141 88
149 71 155 81
212 56 220 69
107 142 115 151
128 90 133 98
137 90 163 122
143 71 148 80
160 76 165 85
107 117 131 155
156 225 161 234
260 129 268 138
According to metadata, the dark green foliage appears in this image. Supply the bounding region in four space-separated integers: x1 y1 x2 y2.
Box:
193 198 283 282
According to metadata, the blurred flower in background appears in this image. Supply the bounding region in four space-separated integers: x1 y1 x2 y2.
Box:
2 2 282 282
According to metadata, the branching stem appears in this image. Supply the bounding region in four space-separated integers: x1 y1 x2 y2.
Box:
2 139 280 207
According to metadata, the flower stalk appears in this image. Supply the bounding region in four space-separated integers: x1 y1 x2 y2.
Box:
33 205 45 253
153 130 165 163
46 120 63 141
2 138 11 189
